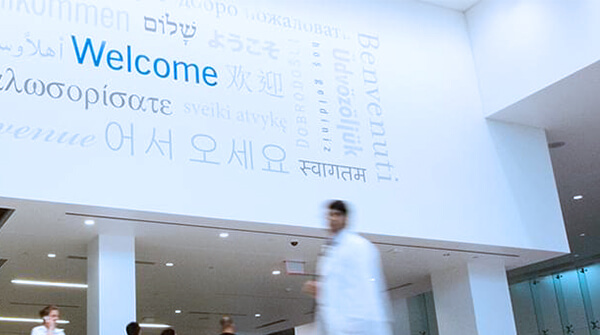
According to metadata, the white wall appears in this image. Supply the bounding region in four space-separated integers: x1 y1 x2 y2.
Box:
467 0 600 116
0 0 567 252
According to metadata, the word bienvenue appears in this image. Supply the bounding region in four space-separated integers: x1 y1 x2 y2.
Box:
0 120 96 148
0 67 172 115
299 160 366 183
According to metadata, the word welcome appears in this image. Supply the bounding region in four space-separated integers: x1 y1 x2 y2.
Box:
71 35 218 86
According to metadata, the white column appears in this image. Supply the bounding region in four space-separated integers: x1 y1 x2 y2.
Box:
431 260 517 335
87 235 136 335
391 297 411 335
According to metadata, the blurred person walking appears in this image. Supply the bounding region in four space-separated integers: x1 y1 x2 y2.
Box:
303 200 393 335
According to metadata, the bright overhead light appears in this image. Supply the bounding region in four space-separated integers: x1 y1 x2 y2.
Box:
219 232 229 238
573 195 583 200
175 310 181 314
254 313 261 318
84 219 95 226
165 262 174 267
580 233 586 237
272 270 281 275
0 317 69 324
11 279 87 289
47 254 56 258
140 323 172 328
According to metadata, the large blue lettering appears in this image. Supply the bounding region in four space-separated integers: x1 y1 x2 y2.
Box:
70 35 218 87
135 55 151 75
71 35 106 67
107 50 124 70
154 58 170 79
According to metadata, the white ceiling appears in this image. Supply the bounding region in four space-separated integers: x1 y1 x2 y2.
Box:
490 60 600 277
0 197 560 335
417 0 481 11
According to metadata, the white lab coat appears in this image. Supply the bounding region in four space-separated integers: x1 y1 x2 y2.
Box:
30 325 65 335
316 229 393 335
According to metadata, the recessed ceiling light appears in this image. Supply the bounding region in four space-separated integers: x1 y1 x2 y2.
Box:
47 253 56 258
574 254 580 258
255 313 261 318
175 310 181 314
84 219 95 226
573 195 584 200
165 262 174 267
11 279 87 289
219 232 229 238
140 323 172 328
0 317 69 324
579 233 586 237
272 270 281 275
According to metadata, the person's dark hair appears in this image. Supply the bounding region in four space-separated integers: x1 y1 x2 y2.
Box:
39 305 59 318
126 321 141 335
220 315 234 328
160 329 175 335
328 200 348 216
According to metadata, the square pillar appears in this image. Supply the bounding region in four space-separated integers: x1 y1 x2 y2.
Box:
87 235 136 335
431 260 517 335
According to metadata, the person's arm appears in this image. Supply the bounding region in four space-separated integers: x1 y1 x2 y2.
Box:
302 280 318 298
45 317 56 335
